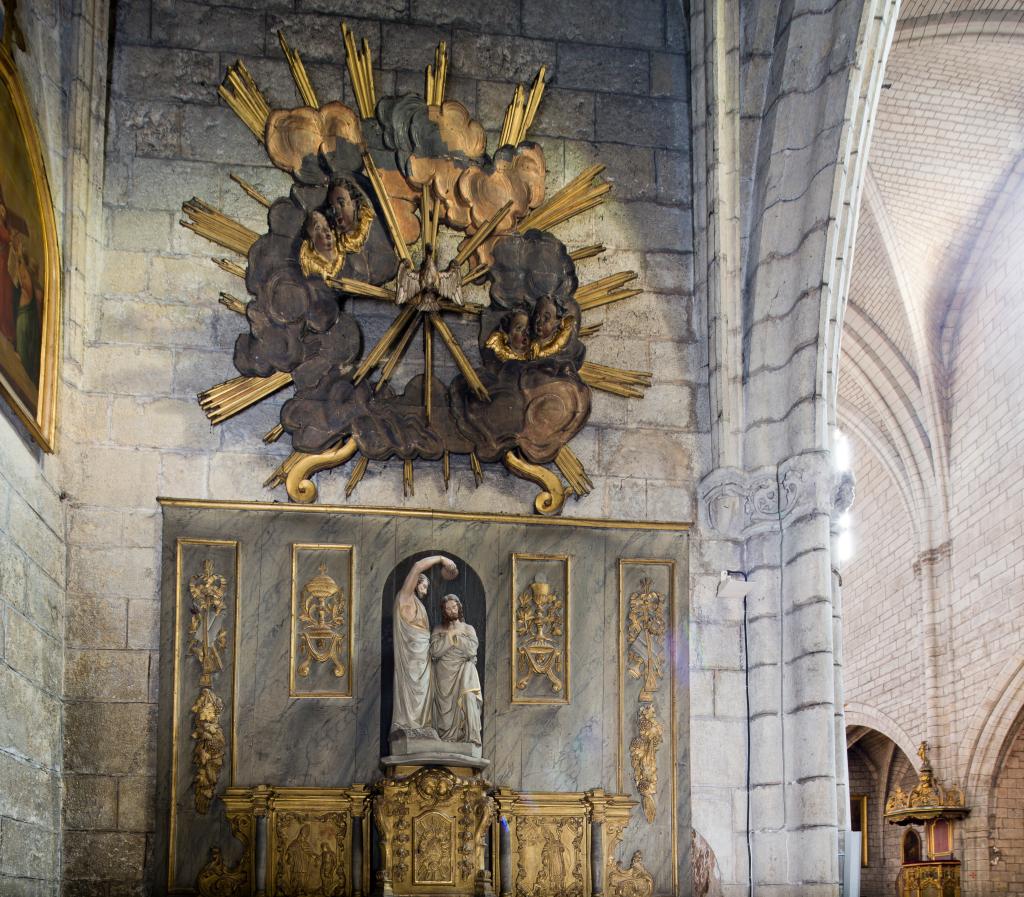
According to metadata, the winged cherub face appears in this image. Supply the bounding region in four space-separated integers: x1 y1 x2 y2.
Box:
305 210 336 259
327 182 359 235
531 296 559 342
508 310 530 352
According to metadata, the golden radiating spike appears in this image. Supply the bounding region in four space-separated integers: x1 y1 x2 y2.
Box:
346 455 369 497
462 264 490 285
264 451 302 488
361 152 413 265
578 361 652 398
428 312 490 401
213 257 247 279
354 304 419 383
326 277 396 301
421 185 431 253
442 450 450 490
181 198 259 256
455 200 514 267
425 63 434 106
341 23 376 118
278 30 319 108
570 244 606 261
229 173 271 208
263 424 284 444
423 317 433 424
499 84 526 147
219 61 270 142
517 164 610 233
521 66 547 139
403 459 414 497
469 452 484 487
577 288 643 312
439 301 481 316
198 371 293 424
554 445 593 496
375 311 421 393
219 292 248 315
578 322 603 339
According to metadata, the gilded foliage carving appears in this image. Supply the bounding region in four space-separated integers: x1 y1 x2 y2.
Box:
515 577 565 694
191 687 226 815
629 704 663 824
296 562 347 679
607 850 654 897
196 847 247 897
188 559 229 687
626 577 665 702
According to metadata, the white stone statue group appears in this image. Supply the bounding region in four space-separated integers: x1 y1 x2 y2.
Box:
390 555 483 758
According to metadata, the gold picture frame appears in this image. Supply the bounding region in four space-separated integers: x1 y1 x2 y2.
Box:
0 43 61 451
850 793 869 866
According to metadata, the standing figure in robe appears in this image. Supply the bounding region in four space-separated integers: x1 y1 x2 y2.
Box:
391 554 458 741
0 196 15 344
428 594 482 747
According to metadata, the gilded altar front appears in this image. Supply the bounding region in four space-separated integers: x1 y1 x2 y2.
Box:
897 861 961 897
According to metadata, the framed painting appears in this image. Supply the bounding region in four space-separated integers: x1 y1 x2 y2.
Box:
0 42 60 451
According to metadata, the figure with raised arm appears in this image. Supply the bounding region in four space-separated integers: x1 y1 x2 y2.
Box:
390 554 458 747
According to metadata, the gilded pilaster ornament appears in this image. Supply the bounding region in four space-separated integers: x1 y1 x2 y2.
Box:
629 704 663 824
515 577 565 694
296 563 347 679
191 687 226 815
188 558 229 686
625 577 665 702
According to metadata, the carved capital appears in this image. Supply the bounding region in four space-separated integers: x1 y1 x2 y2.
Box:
699 453 833 540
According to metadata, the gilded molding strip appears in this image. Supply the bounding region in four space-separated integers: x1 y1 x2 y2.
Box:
170 538 241 892
159 496 692 532
617 558 678 891
510 553 570 705
290 543 356 699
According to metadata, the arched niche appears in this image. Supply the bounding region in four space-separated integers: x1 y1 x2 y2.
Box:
379 551 487 752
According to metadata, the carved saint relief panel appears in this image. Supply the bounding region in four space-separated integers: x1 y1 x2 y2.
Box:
290 544 355 699
513 815 585 897
270 810 349 897
510 553 570 705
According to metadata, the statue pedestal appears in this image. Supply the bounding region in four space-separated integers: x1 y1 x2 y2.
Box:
388 730 483 760
372 763 494 897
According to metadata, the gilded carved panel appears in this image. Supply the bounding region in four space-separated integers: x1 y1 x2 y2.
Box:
513 815 585 897
271 810 348 896
510 553 570 704
170 538 241 891
290 543 355 699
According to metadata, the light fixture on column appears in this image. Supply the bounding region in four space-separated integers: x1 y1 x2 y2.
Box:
717 569 754 600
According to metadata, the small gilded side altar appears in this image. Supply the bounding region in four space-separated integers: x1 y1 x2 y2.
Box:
885 742 969 897
154 501 690 896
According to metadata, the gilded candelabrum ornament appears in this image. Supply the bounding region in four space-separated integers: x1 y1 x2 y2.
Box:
191 687 226 815
188 558 229 686
629 704 663 823
626 577 665 702
296 562 347 679
515 577 565 694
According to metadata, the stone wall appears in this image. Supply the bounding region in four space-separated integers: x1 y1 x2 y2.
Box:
60 0 698 892
0 1 69 894
991 718 1024 893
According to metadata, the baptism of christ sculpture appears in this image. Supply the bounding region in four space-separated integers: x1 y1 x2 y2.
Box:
390 554 483 759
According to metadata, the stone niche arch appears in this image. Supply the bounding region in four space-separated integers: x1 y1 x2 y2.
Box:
379 551 487 752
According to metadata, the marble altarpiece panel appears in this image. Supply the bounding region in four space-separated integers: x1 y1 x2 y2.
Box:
155 501 690 895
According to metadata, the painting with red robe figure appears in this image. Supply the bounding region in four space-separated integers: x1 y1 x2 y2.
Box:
0 42 60 451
